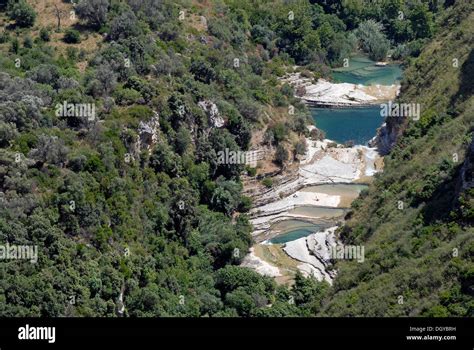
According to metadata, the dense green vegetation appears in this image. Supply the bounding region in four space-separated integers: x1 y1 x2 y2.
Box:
0 0 471 317
323 0 474 316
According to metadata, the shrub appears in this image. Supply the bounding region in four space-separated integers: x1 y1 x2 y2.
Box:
275 144 288 166
39 28 51 42
261 177 273 188
8 0 36 28
113 87 142 106
64 29 81 44
23 35 32 48
245 166 257 177
75 0 109 29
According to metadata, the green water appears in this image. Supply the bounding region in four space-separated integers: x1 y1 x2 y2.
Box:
311 106 382 145
332 55 402 86
268 209 344 244
269 225 329 244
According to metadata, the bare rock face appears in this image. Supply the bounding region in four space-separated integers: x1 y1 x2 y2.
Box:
198 100 225 128
121 111 160 160
138 111 160 153
369 116 408 155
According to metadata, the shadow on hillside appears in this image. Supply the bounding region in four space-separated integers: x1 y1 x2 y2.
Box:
451 49 474 105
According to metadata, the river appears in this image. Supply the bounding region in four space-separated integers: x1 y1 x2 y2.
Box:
242 55 402 284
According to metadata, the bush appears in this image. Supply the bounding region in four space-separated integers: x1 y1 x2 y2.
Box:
113 87 142 106
8 0 36 28
63 29 81 44
75 0 109 29
239 196 252 212
261 177 273 188
23 35 32 48
275 144 288 166
39 28 51 42
245 166 257 177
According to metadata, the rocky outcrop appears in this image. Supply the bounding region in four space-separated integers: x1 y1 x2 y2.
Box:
283 227 337 283
241 247 282 278
198 100 225 128
280 73 400 107
121 111 161 160
138 112 160 153
369 117 408 155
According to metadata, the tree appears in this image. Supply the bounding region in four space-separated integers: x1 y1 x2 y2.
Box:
355 20 390 61
225 288 255 316
227 112 251 150
108 10 141 41
190 58 216 84
7 0 36 28
210 177 242 216
0 121 18 147
28 135 69 166
27 64 60 87
275 144 288 167
150 141 181 176
53 4 63 30
174 126 192 155
168 178 198 243
291 272 329 314
75 0 109 29
409 3 434 39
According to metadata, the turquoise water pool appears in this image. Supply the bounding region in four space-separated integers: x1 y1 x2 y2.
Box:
311 55 402 146
311 106 382 145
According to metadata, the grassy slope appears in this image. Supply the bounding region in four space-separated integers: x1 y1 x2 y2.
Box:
320 1 474 317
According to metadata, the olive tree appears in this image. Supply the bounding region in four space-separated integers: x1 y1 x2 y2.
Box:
75 0 109 29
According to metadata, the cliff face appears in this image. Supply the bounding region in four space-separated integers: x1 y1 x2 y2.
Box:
321 1 474 317
370 117 407 155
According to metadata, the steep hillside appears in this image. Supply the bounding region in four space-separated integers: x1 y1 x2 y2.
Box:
0 0 469 318
322 1 474 316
